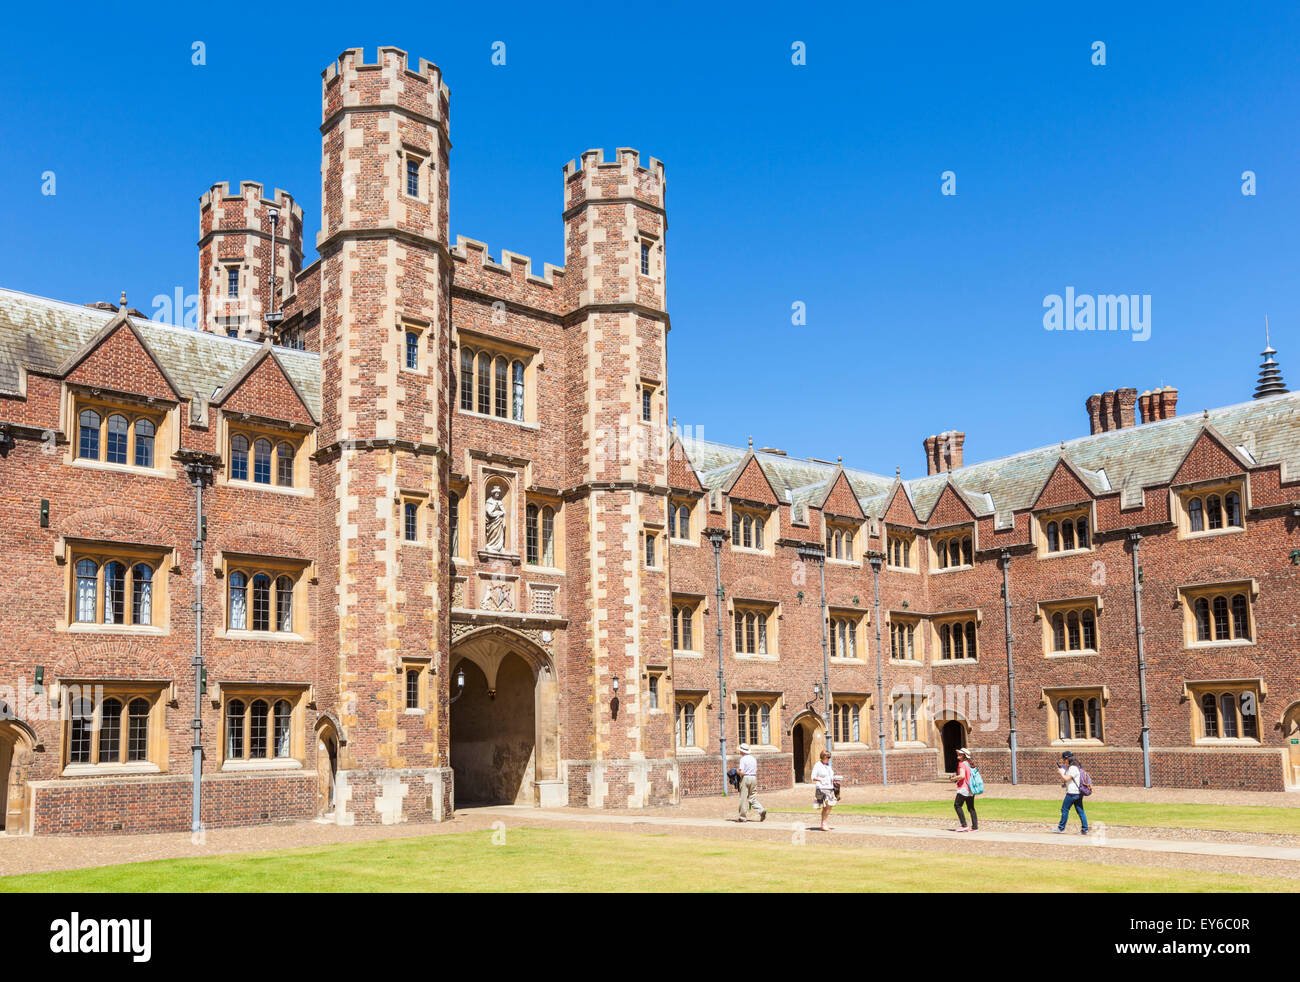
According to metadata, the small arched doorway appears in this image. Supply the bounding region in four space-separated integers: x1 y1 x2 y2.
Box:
450 627 560 807
315 718 340 817
791 712 825 784
0 714 37 834
939 719 967 774
1282 704 1300 786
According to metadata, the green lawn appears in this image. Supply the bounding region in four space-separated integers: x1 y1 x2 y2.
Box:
781 798 1300 835
1 827 1294 893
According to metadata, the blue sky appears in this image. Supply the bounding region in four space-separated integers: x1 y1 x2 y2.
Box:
2 2 1298 477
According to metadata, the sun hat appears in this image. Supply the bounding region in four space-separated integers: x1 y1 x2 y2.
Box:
957 747 971 759
739 743 751 754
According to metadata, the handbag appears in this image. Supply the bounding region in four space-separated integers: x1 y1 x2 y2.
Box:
832 779 842 799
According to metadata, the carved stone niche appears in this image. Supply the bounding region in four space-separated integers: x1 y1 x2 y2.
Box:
482 472 513 554
476 571 519 613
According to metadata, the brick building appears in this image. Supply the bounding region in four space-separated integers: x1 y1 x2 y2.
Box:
0 47 1297 835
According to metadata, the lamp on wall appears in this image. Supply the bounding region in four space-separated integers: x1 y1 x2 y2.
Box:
33 665 44 695
449 666 467 705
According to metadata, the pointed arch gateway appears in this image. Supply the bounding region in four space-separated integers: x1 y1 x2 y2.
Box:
789 709 825 785
450 625 561 807
0 713 39 834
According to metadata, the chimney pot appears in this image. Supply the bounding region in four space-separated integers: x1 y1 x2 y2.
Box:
1116 387 1138 429
1157 386 1178 420
1086 394 1103 434
923 435 939 476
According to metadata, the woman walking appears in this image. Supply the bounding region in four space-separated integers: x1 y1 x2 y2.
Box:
951 747 978 831
810 750 837 831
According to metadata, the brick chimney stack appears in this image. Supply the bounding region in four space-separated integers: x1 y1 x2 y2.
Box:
923 431 965 475
1088 388 1141 434
1156 386 1178 420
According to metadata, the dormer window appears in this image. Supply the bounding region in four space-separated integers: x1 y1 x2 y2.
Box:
932 529 973 570
1039 509 1092 556
825 520 857 562
731 507 768 551
1178 483 1245 538
228 429 301 489
71 396 167 473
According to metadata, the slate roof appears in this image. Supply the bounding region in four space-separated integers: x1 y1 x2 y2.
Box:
681 390 1300 528
0 288 321 419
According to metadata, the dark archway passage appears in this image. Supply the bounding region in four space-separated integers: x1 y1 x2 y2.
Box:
450 653 536 805
940 720 965 773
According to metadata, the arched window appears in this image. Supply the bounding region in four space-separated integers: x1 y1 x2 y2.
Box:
99 697 122 763
1088 699 1103 742
274 700 292 757
940 624 952 660
962 537 973 566
525 505 539 565
952 623 965 659
679 702 695 746
104 561 126 625
405 330 419 370
1067 611 1081 650
230 435 249 481
1194 597 1211 641
1051 613 1065 651
1206 494 1223 531
276 442 294 487
1225 492 1242 528
1212 595 1229 640
541 507 555 566
1081 609 1096 650
132 563 153 626
253 438 272 484
75 558 98 622
1201 693 1218 738
449 492 460 557
1071 699 1086 740
275 576 294 632
1076 517 1090 549
134 418 155 468
1231 594 1249 640
460 348 474 410
677 505 690 540
476 352 491 415
755 518 765 550
965 621 977 658
742 515 753 548
494 356 508 418
1188 497 1203 532
249 700 270 759
105 414 128 464
1219 693 1238 738
1046 522 1059 552
1057 699 1070 741
229 571 248 630
78 409 101 459
251 574 271 631
512 360 525 421
1241 692 1258 739
226 699 246 758
127 698 150 761
1061 520 1075 551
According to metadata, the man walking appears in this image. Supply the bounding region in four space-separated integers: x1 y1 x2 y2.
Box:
736 743 766 822
1055 750 1090 835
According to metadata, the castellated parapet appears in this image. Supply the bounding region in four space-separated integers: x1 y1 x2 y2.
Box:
197 181 303 341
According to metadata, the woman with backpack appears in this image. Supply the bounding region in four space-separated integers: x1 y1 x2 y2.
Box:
950 747 978 831
1056 750 1091 835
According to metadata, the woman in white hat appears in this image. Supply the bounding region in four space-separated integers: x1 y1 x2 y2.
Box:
950 747 978 831
810 749 838 831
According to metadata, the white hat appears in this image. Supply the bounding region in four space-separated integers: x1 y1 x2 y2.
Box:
739 743 751 754
957 747 972 759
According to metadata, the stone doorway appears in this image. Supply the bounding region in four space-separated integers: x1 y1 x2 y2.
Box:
315 719 339 817
0 715 36 834
940 719 967 774
1284 704 1300 787
450 627 560 807
791 712 825 784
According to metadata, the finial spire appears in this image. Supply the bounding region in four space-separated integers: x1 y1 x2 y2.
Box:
1255 317 1288 399
119 291 128 310
747 435 753 450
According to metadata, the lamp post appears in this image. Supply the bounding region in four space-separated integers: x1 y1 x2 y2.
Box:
798 543 831 752
867 552 888 786
177 450 217 836
705 526 730 794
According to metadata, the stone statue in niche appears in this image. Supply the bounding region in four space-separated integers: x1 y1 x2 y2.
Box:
484 484 507 552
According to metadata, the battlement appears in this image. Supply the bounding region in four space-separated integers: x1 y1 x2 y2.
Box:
450 236 564 288
321 46 449 124
563 148 665 211
200 182 304 233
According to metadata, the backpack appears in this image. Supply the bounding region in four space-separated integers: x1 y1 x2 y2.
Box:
1078 767 1093 797
726 768 741 791
968 765 984 796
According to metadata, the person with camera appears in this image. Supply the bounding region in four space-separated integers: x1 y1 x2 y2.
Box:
810 749 838 831
1056 750 1090 834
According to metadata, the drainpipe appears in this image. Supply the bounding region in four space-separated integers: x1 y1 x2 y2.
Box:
1000 549 1018 785
1130 532 1152 788
179 452 216 836
706 527 729 795
868 553 888 786
797 543 831 752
